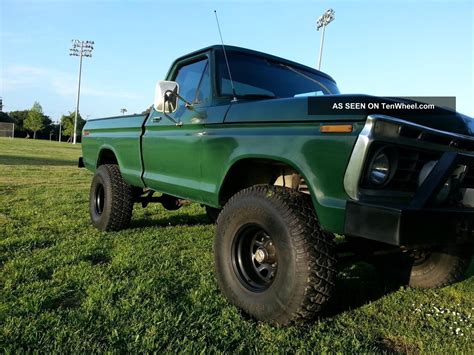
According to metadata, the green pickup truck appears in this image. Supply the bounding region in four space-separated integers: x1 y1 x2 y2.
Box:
80 45 473 325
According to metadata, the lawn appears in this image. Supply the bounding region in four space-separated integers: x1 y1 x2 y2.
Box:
1 137 473 352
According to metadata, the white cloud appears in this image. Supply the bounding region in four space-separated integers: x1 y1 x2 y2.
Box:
1 64 139 100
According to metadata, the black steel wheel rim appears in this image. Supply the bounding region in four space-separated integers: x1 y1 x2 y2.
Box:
410 248 432 266
94 183 105 215
232 224 278 292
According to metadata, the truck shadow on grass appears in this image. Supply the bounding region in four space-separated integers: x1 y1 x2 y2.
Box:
129 213 211 228
0 155 75 166
125 214 474 320
129 213 405 318
321 262 401 317
322 260 474 317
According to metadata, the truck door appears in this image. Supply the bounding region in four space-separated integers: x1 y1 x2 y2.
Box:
142 56 211 201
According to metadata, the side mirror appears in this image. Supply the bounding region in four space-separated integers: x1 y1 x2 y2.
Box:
154 81 179 113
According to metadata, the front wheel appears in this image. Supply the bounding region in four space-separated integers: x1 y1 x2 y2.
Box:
374 245 472 288
89 164 134 231
214 185 337 326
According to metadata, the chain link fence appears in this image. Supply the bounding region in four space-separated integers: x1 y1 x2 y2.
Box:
0 122 14 138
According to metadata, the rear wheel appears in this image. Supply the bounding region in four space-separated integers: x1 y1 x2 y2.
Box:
214 185 336 326
375 245 471 288
89 164 134 231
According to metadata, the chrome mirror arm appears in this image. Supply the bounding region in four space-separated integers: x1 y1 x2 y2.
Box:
162 90 183 126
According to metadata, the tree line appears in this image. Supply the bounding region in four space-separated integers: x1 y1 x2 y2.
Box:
0 101 86 142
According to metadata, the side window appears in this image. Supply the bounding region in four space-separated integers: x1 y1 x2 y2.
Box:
173 58 209 106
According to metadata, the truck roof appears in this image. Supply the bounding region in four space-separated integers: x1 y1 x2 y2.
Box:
171 45 337 83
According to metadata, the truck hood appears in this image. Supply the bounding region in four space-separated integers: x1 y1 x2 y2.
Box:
328 94 474 137
224 94 474 137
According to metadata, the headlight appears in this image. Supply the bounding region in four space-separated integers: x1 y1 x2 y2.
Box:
367 147 396 186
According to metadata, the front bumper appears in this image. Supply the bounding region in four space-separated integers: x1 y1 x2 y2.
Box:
344 200 474 246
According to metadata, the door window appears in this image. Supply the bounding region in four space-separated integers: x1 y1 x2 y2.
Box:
174 58 210 106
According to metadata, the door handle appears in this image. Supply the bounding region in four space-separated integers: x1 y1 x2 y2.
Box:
152 116 162 123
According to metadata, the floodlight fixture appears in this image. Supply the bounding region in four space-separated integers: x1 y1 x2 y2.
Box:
316 9 335 30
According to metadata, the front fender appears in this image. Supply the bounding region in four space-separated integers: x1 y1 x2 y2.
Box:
202 122 364 234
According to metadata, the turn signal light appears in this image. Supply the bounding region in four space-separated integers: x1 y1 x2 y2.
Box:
320 124 353 133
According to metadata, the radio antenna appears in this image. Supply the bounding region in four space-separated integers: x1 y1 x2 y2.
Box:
214 10 238 102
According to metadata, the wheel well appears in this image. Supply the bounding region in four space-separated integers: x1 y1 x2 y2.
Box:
97 149 118 167
218 158 309 206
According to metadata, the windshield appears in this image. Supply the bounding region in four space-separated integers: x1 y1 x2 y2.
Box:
217 50 340 99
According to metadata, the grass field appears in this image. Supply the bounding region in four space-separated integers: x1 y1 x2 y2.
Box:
1 137 473 352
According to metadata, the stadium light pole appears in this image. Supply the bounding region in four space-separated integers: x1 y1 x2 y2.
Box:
316 9 335 70
58 119 62 142
69 39 94 144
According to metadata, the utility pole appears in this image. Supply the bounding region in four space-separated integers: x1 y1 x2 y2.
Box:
69 39 94 144
316 9 335 70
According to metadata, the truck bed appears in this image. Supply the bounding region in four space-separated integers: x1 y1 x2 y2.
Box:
82 114 147 187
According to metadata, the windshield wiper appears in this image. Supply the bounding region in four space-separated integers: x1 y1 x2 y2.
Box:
279 64 334 94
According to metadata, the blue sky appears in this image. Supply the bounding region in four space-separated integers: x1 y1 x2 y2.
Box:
1 0 473 121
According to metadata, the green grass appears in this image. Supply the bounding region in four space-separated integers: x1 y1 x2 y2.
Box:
1 137 473 353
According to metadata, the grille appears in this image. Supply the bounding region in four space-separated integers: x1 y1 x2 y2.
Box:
398 124 474 153
357 116 474 200
387 148 440 191
362 145 441 192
